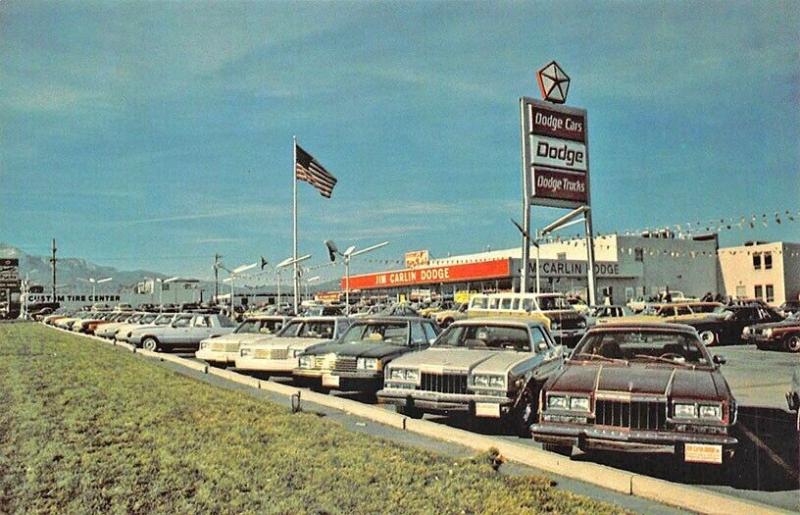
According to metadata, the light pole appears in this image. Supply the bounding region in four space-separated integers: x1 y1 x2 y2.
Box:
276 254 311 313
324 240 389 315
226 262 259 312
87 277 112 303
305 275 320 301
158 276 179 311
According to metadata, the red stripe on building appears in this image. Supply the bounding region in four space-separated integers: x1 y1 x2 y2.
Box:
342 259 511 290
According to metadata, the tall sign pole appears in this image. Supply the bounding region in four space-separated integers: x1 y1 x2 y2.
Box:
50 238 57 303
520 101 532 293
520 61 596 304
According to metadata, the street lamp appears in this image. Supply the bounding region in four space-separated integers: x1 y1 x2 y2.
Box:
324 240 388 315
157 276 179 311
87 277 112 303
305 275 320 301
276 254 311 312
224 262 258 312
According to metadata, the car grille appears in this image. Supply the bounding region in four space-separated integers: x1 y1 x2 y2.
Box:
594 400 667 431
333 356 357 372
420 373 468 394
254 348 288 359
312 354 338 370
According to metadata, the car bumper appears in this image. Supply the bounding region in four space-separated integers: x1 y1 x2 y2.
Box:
195 349 238 364
377 388 513 417
293 369 382 391
235 356 296 373
531 423 737 455
749 335 781 348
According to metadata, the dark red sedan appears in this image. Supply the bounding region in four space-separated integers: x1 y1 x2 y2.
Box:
531 323 738 467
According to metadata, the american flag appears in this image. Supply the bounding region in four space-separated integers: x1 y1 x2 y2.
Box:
295 144 337 198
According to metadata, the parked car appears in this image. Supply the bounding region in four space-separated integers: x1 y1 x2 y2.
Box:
378 318 565 436
743 312 800 352
434 303 468 328
601 302 722 325
468 293 587 347
778 300 800 317
235 316 351 376
196 315 289 367
786 367 800 431
293 316 439 393
101 312 162 340
531 323 738 467
136 313 237 352
95 312 143 339
120 313 182 345
585 305 632 326
684 304 785 346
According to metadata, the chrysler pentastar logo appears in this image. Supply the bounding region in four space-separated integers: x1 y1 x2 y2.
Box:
537 61 570 104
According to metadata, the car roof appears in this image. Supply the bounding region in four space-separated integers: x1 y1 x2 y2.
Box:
587 321 697 333
287 316 346 322
452 317 547 328
350 316 430 323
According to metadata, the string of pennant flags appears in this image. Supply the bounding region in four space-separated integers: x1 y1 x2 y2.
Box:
351 206 800 268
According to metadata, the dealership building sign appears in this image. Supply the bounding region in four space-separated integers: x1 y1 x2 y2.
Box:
343 259 511 290
0 258 21 290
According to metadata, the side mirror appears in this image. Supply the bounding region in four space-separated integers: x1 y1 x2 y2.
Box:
713 354 726 365
537 342 548 351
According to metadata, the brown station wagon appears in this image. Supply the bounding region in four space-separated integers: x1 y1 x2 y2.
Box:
531 323 738 467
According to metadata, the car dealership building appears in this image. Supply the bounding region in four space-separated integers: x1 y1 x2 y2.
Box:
343 233 722 305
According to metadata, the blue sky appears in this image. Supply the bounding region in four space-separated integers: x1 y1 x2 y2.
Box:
1 1 798 282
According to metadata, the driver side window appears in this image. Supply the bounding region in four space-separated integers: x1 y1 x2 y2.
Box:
531 327 550 351
410 323 427 346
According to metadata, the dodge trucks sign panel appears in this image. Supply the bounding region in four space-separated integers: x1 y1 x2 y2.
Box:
521 97 590 208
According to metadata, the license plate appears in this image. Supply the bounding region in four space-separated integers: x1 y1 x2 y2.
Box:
684 443 722 464
475 402 500 418
322 374 340 388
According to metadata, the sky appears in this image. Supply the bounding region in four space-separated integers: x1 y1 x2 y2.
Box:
1 0 798 283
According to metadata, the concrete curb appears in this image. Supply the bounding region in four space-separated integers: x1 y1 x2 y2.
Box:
44 324 788 514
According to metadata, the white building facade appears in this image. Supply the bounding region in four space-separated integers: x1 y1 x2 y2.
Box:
717 241 800 306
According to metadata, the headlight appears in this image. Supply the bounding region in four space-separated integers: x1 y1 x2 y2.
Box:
673 403 697 418
389 368 418 381
200 341 209 349
298 355 314 369
472 374 505 389
240 348 252 357
547 395 568 409
763 328 773 337
357 358 380 370
742 326 751 336
576 320 586 328
699 404 722 420
569 396 590 412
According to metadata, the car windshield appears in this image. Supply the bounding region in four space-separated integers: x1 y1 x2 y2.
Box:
340 323 409 345
436 324 532 352
573 330 710 366
536 296 571 310
236 319 278 334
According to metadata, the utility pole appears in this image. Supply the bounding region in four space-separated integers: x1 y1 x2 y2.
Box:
50 238 57 303
213 253 222 303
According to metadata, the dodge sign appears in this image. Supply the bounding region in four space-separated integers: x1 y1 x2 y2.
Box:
521 97 590 208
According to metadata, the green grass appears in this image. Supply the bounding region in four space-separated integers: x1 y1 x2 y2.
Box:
0 323 627 514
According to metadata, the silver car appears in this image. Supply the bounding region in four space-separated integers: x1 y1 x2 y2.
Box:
377 318 564 436
196 315 290 367
136 313 236 352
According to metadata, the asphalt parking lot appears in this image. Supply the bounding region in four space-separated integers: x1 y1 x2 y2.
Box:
181 343 799 512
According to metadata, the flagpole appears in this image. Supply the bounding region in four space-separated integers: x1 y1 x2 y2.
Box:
292 136 299 315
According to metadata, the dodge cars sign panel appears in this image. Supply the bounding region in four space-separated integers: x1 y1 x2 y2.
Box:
521 97 590 208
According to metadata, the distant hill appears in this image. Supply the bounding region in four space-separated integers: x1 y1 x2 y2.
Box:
0 243 340 296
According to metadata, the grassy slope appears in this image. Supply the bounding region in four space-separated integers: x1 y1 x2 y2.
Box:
0 324 626 514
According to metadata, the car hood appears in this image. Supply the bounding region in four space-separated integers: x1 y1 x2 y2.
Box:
306 341 410 358
547 362 728 401
389 347 528 374
749 320 799 330
241 336 327 351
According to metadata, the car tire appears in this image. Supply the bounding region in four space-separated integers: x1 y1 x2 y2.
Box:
784 335 800 353
543 443 572 457
504 387 538 438
397 405 423 419
142 337 159 352
699 330 717 346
